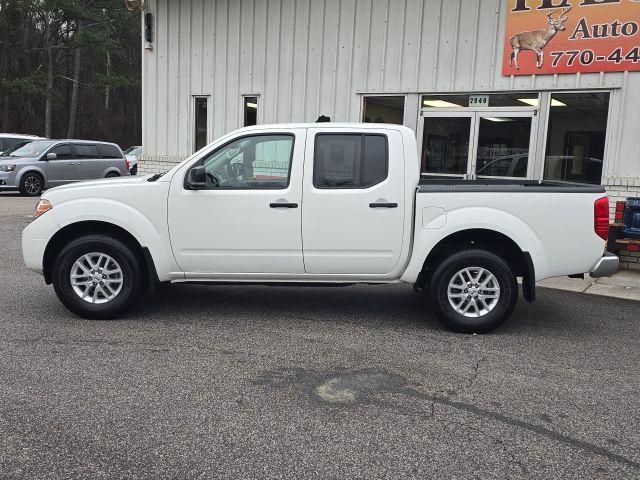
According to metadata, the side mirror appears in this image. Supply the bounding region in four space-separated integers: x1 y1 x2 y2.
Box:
187 165 206 189
46 153 57 160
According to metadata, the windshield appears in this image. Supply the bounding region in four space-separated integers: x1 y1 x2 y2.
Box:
9 140 55 158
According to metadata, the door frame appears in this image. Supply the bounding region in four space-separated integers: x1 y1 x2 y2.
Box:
418 107 538 180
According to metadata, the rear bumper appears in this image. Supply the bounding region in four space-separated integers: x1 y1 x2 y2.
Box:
589 252 619 278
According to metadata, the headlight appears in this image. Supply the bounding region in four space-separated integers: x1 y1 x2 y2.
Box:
33 199 52 219
0 164 16 172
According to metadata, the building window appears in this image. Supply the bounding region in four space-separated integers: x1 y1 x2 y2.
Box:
243 96 258 127
363 96 405 124
543 92 610 185
194 97 209 152
313 134 388 189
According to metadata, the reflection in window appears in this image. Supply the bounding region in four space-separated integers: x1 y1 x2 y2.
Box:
202 135 293 189
544 92 609 184
422 117 471 176
476 117 532 178
363 96 405 124
244 96 258 127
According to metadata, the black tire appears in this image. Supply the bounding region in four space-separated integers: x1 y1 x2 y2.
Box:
19 171 44 196
130 165 138 176
427 249 518 334
52 234 144 320
105 172 120 178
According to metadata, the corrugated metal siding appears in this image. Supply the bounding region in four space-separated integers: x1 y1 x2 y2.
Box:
142 0 640 179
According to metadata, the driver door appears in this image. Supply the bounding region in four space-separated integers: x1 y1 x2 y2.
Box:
167 129 306 278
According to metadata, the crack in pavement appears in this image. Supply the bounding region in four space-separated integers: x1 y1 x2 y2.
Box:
402 386 640 471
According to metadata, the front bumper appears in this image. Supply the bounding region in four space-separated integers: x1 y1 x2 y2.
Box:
590 252 619 278
0 171 18 188
22 209 59 276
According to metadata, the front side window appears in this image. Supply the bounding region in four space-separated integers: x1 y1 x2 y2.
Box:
314 134 388 189
50 145 73 160
200 134 294 189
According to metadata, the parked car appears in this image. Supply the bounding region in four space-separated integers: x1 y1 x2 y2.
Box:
123 146 142 175
0 133 44 155
22 124 618 333
0 139 129 196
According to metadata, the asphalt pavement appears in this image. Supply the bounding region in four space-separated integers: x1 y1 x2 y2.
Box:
1 192 639 480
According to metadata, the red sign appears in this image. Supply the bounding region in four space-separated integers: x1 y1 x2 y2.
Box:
503 0 640 76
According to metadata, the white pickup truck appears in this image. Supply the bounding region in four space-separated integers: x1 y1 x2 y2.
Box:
22 124 618 333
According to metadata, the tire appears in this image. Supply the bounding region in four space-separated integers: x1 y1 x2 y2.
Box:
130 165 138 176
52 234 144 319
19 171 44 196
105 172 120 178
427 249 518 334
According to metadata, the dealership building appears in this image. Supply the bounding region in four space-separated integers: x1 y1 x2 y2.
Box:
137 0 640 266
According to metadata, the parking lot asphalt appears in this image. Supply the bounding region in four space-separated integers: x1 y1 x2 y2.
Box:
1 192 639 480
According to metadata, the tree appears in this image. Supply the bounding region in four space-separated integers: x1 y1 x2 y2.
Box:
0 0 141 148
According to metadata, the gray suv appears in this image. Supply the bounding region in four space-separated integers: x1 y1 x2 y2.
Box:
0 139 129 196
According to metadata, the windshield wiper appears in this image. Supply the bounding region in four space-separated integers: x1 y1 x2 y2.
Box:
147 171 167 182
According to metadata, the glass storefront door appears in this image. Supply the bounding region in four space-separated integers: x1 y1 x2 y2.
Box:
419 109 537 179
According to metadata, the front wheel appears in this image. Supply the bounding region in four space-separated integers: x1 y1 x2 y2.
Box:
428 249 518 333
19 172 44 196
52 234 144 319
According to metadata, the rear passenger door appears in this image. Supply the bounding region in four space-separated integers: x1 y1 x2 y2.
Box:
72 144 103 180
45 144 76 186
302 128 406 276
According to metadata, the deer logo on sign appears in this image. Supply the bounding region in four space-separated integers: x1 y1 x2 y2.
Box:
509 7 571 70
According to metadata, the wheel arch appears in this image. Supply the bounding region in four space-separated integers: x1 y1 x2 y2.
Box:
42 220 158 288
416 228 535 302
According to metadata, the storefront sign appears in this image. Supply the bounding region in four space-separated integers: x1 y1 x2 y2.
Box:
503 0 640 76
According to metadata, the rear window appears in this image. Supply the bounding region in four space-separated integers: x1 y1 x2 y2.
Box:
73 144 99 159
99 144 123 159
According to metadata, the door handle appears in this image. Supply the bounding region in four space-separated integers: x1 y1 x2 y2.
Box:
369 202 398 208
270 202 298 209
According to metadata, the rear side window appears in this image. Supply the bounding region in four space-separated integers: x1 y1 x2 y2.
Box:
72 144 99 159
313 134 388 189
99 144 123 159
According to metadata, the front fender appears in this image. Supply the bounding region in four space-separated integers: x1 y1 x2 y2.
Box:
16 165 47 185
401 206 548 283
49 198 179 281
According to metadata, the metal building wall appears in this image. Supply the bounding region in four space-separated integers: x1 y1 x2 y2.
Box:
141 0 640 183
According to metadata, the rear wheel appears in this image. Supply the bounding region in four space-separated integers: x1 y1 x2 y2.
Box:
52 234 144 319
428 249 518 333
19 172 44 196
105 172 119 178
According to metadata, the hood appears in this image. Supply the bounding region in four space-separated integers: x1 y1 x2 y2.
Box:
45 174 149 194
